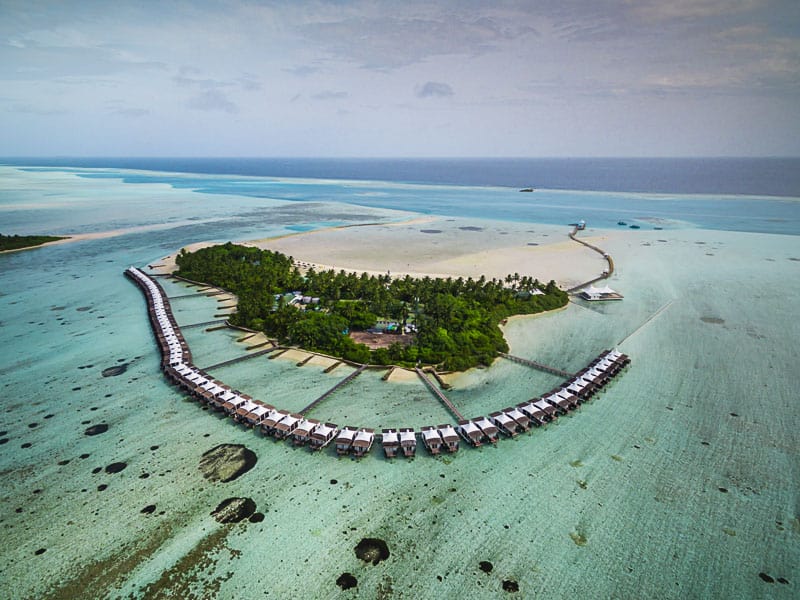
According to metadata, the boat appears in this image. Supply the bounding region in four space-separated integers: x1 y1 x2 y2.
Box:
629 224 640 229
617 221 627 226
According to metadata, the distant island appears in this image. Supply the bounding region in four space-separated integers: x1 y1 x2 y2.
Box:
176 243 568 371
0 233 68 252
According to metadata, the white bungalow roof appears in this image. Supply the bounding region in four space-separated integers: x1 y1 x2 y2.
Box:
237 400 259 413
422 429 441 441
399 430 415 442
460 422 480 434
354 430 374 442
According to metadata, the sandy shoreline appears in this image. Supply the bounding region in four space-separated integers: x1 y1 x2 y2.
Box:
149 215 613 289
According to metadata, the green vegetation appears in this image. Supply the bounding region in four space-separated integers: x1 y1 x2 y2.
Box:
176 243 568 371
0 233 67 252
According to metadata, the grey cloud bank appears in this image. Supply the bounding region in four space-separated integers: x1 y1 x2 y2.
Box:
1 0 798 157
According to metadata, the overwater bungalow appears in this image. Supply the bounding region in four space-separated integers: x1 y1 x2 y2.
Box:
472 416 499 444
382 428 400 458
503 407 530 432
421 426 442 455
489 411 518 437
352 428 375 458
580 284 623 301
212 389 237 411
261 409 290 436
566 378 593 400
223 393 252 415
335 426 358 455
399 428 416 457
555 389 580 409
544 392 571 414
292 418 320 445
233 399 260 422
310 422 338 450
244 404 273 427
517 400 547 425
194 381 227 404
274 413 303 439
534 398 558 420
438 425 460 452
458 419 483 447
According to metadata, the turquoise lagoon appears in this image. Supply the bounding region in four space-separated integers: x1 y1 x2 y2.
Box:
0 165 798 598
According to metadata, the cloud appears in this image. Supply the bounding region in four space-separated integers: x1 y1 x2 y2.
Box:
300 15 535 70
284 65 321 77
173 66 261 92
110 107 150 117
629 0 765 22
311 90 348 100
416 81 454 98
186 90 237 113
4 104 69 115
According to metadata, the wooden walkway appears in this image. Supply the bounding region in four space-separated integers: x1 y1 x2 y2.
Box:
300 365 367 415
201 346 281 371
499 353 574 378
182 319 227 329
415 368 464 421
566 226 616 293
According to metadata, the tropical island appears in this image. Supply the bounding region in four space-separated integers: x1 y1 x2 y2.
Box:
175 243 568 371
0 233 68 252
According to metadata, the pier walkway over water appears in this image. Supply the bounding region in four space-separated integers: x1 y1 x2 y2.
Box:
300 365 367 415
415 368 464 421
182 319 227 329
499 353 575 378
567 226 616 294
202 346 282 371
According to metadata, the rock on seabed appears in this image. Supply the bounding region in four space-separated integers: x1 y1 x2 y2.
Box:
199 444 257 483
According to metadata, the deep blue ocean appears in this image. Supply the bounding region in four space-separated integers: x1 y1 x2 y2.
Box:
5 157 800 196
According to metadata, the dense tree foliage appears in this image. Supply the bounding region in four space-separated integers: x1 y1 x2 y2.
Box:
176 243 568 371
0 234 67 251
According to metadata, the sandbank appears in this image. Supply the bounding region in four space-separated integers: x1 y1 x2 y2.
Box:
151 216 614 290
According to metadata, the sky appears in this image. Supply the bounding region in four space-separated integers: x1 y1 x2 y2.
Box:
1 0 799 157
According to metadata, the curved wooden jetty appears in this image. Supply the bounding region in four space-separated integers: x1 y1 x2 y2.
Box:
567 226 616 293
125 267 630 460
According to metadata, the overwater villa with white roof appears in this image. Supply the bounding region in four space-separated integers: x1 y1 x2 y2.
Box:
580 284 624 301
125 267 631 461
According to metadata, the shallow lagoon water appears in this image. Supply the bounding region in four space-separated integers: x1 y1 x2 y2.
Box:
1 166 798 598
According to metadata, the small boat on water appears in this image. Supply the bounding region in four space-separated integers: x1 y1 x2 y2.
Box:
618 221 627 226
629 224 640 229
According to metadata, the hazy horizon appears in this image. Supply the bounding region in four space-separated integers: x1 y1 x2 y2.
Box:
2 1 799 158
